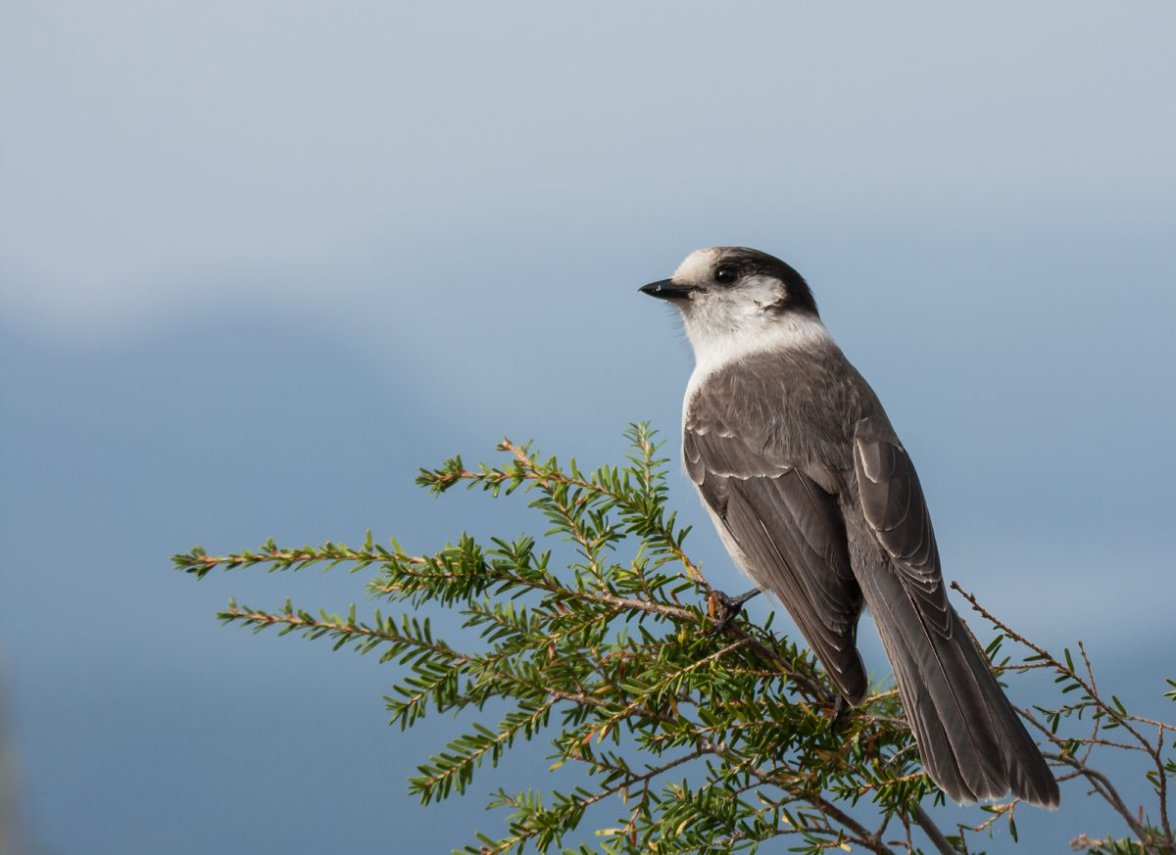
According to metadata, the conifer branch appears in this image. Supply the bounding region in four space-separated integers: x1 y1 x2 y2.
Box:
177 424 1174 854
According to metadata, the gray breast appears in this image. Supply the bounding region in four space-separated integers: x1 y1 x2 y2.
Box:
684 344 881 473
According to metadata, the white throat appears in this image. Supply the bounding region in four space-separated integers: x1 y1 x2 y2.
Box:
682 311 833 404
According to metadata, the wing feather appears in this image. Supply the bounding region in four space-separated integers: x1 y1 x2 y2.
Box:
852 422 949 634
685 423 867 703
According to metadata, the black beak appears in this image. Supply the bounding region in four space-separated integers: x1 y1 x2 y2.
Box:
639 279 693 300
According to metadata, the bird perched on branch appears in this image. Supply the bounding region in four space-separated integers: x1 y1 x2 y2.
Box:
640 246 1059 807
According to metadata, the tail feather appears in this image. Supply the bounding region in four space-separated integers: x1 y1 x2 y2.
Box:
859 568 1060 808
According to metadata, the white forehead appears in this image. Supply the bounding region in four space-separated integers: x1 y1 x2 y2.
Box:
671 247 722 284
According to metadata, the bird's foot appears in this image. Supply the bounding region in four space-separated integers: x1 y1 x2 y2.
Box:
706 588 761 635
828 694 850 728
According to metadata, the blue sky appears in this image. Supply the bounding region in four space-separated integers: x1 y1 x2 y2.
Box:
2 2 1174 852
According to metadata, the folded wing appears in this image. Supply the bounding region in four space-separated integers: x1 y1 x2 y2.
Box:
853 419 1060 806
684 421 867 704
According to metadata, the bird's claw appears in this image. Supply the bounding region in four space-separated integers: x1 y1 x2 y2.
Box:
706 588 761 636
829 693 849 727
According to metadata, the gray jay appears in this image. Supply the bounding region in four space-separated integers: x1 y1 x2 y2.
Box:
640 246 1059 807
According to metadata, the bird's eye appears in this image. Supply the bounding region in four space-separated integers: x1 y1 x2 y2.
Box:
714 265 739 284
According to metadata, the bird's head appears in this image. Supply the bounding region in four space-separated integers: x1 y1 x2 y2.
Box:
640 247 825 360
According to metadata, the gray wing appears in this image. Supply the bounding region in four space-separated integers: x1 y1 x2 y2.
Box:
851 419 1061 806
684 419 867 704
851 423 948 632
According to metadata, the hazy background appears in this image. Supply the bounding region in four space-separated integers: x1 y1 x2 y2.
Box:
2 2 1174 852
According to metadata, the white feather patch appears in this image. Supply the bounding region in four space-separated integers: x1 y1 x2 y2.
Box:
672 247 722 285
682 311 833 409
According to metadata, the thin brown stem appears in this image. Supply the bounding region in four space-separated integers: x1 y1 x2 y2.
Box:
1047 753 1155 849
913 804 958 855
716 745 895 855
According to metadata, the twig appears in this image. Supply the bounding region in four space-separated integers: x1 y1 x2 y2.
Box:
1046 753 1155 848
913 804 958 855
720 746 895 855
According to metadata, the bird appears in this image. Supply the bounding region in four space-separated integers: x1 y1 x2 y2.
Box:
639 246 1060 808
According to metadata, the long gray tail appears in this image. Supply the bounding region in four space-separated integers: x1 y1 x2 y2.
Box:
859 567 1060 807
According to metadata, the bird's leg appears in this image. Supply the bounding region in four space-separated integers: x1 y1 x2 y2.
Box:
706 588 761 635
829 693 849 726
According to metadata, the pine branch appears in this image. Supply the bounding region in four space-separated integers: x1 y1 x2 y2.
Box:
176 424 1175 854
954 583 1175 855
